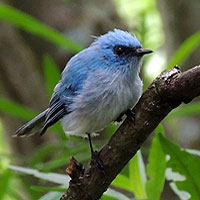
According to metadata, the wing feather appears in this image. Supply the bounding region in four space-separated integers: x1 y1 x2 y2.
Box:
40 94 70 135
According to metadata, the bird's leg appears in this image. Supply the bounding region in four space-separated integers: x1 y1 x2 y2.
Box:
87 133 104 171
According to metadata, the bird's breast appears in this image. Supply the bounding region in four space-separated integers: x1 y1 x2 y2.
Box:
62 69 142 136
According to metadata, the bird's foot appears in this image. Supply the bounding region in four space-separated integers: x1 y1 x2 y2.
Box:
125 109 136 124
91 150 105 173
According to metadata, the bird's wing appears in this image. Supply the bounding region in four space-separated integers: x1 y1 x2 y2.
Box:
40 60 89 135
41 47 96 135
39 94 68 135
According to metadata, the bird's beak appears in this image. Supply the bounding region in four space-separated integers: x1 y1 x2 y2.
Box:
135 47 153 56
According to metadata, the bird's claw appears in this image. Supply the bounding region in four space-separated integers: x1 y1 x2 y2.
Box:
91 150 105 173
125 109 136 124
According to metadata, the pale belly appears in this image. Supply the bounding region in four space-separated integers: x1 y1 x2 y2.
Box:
61 74 142 137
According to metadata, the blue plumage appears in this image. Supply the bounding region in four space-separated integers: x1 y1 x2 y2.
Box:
15 29 152 139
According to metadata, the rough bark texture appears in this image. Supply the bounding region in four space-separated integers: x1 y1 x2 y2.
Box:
60 65 200 200
157 0 200 167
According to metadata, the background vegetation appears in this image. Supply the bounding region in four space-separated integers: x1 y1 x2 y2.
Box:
0 0 200 199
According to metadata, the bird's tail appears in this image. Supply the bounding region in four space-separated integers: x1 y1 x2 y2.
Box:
13 109 48 137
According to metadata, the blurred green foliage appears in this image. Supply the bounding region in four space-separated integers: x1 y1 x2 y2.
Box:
113 0 164 50
0 4 82 53
43 55 61 97
146 125 166 200
0 1 200 200
167 32 200 69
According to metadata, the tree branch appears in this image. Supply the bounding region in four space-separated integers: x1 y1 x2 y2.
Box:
60 65 200 200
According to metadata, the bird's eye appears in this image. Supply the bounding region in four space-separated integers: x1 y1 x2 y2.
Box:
113 46 124 56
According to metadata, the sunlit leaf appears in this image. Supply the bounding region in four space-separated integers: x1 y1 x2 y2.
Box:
0 169 12 199
101 196 117 200
7 187 24 200
146 125 166 200
105 188 132 200
8 165 70 185
185 149 200 157
129 151 147 198
39 191 63 200
169 182 191 200
0 4 82 53
165 168 191 200
167 31 200 69
111 174 131 192
158 134 200 200
38 187 133 200
9 166 132 200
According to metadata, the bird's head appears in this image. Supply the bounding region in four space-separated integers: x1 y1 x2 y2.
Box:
91 29 153 73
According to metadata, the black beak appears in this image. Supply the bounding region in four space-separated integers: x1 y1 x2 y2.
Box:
135 47 153 56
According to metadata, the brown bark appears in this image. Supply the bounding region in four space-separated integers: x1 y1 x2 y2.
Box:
60 65 200 200
157 0 200 153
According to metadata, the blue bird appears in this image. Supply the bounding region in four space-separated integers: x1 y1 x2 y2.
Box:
15 29 152 165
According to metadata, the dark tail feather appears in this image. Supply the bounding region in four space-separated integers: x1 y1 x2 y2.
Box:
13 109 48 137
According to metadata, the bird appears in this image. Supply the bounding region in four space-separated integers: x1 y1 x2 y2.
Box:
14 29 153 166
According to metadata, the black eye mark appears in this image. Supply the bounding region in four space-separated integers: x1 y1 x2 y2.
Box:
113 45 142 57
114 46 124 56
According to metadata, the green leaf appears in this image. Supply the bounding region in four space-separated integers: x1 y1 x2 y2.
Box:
31 141 89 170
0 97 36 120
158 134 200 200
101 196 117 200
31 185 66 193
167 31 200 69
111 174 131 192
105 188 131 200
129 151 147 198
166 102 200 120
186 149 200 157
146 125 166 200
0 169 13 199
169 182 191 200
0 4 82 53
31 143 64 166
43 55 61 96
39 192 63 200
35 154 70 171
8 165 70 185
7 187 24 200
9 166 131 200
106 123 119 138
